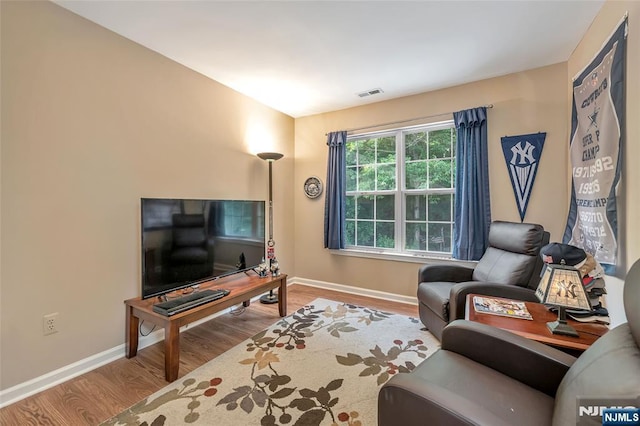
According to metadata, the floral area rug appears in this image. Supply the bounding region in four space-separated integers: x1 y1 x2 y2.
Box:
102 298 439 426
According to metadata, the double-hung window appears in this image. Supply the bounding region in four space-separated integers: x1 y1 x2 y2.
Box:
345 121 456 256
223 201 265 241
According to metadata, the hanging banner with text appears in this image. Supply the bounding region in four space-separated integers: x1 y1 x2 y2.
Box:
501 132 546 222
563 16 627 274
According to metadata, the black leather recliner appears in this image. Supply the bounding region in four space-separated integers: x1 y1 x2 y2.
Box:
380 258 640 426
418 221 549 340
166 214 215 283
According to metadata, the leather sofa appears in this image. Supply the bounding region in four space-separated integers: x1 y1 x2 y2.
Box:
379 258 640 426
418 221 549 340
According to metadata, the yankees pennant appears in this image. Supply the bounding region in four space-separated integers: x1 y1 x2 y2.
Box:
501 132 546 222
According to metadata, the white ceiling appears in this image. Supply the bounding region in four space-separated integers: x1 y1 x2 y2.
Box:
55 1 605 118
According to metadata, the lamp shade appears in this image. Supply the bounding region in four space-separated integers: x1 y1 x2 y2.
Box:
535 263 591 337
257 152 283 162
535 263 591 311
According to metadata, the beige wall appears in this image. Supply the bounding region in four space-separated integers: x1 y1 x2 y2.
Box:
0 1 294 389
568 0 639 272
294 63 569 298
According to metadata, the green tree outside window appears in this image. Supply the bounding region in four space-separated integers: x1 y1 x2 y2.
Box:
346 124 455 255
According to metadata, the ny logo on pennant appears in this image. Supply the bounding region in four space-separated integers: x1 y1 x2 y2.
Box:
500 133 546 221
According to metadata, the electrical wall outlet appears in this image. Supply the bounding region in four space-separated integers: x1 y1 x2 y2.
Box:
43 313 59 335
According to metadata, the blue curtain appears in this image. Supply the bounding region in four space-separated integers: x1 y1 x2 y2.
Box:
453 107 491 260
324 131 347 249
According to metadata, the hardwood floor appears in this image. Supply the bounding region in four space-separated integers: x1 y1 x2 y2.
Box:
0 284 419 425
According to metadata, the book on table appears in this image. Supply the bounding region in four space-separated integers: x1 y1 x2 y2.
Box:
472 296 533 320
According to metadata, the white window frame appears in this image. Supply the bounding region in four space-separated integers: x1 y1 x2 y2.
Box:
344 120 456 259
222 201 265 242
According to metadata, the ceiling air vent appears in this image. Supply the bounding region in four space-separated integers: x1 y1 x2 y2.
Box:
357 88 384 98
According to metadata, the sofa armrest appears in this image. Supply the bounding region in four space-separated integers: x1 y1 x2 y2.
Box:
379 375 513 426
418 264 474 284
206 238 215 261
441 320 576 396
448 282 540 321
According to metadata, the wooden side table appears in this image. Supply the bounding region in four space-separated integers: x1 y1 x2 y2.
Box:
465 294 608 354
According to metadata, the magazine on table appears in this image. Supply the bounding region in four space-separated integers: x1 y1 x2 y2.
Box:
473 296 533 320
567 313 610 325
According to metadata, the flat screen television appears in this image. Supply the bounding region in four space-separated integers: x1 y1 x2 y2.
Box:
141 198 266 299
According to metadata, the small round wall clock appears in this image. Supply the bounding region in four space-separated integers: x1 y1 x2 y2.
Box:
303 176 323 199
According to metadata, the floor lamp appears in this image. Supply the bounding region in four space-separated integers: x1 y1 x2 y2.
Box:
257 152 283 304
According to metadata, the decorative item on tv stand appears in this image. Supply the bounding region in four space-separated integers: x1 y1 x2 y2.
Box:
257 151 283 304
255 258 269 277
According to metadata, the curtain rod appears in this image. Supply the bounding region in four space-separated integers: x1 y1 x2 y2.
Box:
325 104 494 136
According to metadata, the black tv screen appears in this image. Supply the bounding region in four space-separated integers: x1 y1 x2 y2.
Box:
141 198 266 299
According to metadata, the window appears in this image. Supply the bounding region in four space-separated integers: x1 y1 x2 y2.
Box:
222 201 265 240
345 121 456 256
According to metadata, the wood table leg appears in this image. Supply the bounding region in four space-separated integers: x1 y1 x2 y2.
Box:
278 276 287 317
126 305 139 358
165 322 180 382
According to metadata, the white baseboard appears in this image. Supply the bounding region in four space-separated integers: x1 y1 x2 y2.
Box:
0 343 125 409
0 279 414 408
0 302 247 408
288 276 418 306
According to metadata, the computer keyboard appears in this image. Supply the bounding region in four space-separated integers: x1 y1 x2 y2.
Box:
153 288 230 316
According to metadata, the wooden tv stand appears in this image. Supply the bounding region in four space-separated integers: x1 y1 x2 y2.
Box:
124 272 287 382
